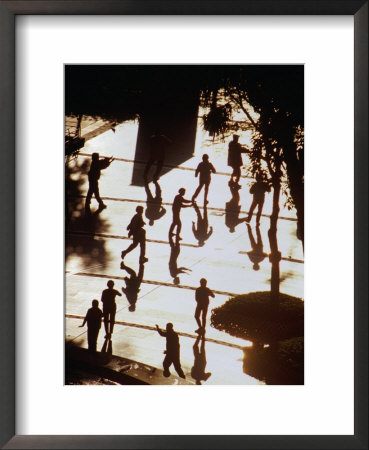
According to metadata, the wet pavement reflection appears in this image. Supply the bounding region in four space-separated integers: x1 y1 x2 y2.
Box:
65 116 303 385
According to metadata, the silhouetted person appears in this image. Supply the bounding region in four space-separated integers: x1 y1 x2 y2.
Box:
144 129 171 181
120 261 145 311
156 323 185 379
191 335 212 385
121 206 148 264
144 179 166 226
192 154 216 205
246 224 268 270
85 152 113 213
169 188 193 240
192 202 213 247
225 180 247 233
79 299 103 353
101 280 122 338
194 278 215 334
246 173 271 225
227 135 248 185
168 234 191 285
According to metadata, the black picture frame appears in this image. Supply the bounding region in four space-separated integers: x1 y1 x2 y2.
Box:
0 1 367 449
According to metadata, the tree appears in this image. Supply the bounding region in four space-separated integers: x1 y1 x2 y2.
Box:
201 66 304 246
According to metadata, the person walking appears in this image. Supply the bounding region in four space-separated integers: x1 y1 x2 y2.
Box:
191 154 216 205
85 152 113 213
194 278 215 334
121 206 149 263
227 135 248 185
79 299 103 353
169 188 193 240
246 173 271 225
155 323 186 379
101 280 122 338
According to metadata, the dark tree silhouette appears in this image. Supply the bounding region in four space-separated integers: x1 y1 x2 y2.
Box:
201 66 304 246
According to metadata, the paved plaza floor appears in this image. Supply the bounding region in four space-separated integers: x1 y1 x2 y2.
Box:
65 118 304 385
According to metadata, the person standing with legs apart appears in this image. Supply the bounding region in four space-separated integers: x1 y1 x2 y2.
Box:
246 173 271 225
227 135 248 185
194 278 215 335
85 152 113 213
101 280 122 339
121 206 149 264
79 299 103 353
192 154 216 205
155 323 185 379
169 188 193 241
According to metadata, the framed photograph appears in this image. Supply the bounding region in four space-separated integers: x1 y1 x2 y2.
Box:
1 1 367 449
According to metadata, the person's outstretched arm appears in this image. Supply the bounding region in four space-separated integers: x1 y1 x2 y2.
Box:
211 164 216 174
156 324 166 337
182 198 193 206
79 315 87 327
195 164 200 177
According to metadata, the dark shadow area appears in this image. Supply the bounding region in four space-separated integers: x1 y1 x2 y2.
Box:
65 342 148 385
211 292 304 385
192 203 213 247
65 158 111 268
131 67 200 185
225 179 247 233
144 179 166 226
243 337 304 385
168 234 191 285
66 65 201 186
120 262 145 312
211 292 303 344
191 335 212 385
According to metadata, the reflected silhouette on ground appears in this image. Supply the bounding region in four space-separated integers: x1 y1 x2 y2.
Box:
192 203 213 247
246 224 268 271
121 262 145 311
144 179 166 226
225 179 247 233
168 234 191 285
191 335 212 385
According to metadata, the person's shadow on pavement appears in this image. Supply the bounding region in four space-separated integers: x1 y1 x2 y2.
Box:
191 335 212 385
168 234 191 285
246 224 268 271
120 261 145 312
225 179 247 233
144 179 166 226
192 202 213 247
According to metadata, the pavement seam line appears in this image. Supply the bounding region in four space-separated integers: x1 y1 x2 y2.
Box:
65 314 245 350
